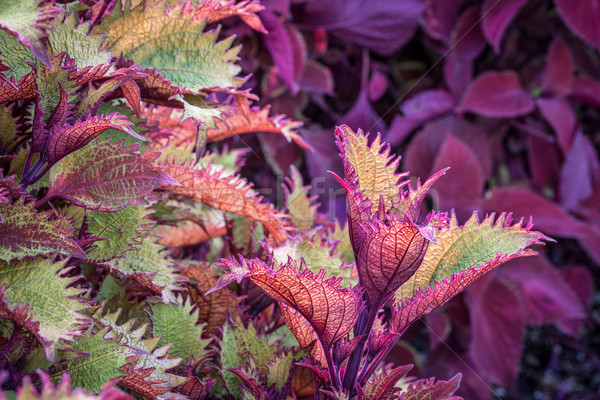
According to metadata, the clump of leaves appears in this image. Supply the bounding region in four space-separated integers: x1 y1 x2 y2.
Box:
1 1 550 399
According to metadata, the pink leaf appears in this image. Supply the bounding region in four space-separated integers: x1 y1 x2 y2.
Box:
398 374 462 400
525 130 561 187
457 71 534 117
299 61 333 95
482 187 589 238
453 6 486 60
542 39 574 96
430 135 484 222
555 0 600 53
467 277 525 389
536 97 577 153
421 0 466 44
481 0 528 52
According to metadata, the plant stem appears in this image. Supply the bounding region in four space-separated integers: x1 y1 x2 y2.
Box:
324 346 342 390
341 307 378 392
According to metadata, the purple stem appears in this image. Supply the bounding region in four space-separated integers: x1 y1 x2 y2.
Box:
341 306 378 392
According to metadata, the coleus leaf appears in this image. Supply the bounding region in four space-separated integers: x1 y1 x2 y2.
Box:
0 258 89 360
178 262 241 334
0 0 61 69
47 326 137 393
108 234 184 303
0 30 35 83
555 0 600 53
83 204 155 262
272 230 355 288
91 307 187 398
9 372 134 400
96 0 244 93
335 124 407 208
0 199 85 263
355 214 430 310
481 0 527 52
47 113 144 167
456 70 534 117
164 159 290 245
358 365 412 400
536 97 576 153
283 165 319 231
206 105 308 150
35 52 77 124
48 12 113 71
213 257 364 354
44 138 178 212
392 213 547 333
190 0 266 33
220 315 279 399
542 39 574 97
0 69 35 103
149 297 212 360
156 220 227 247
397 374 462 400
0 104 19 153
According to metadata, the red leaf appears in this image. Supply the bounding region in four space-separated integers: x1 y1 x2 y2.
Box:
47 113 143 166
482 187 588 238
398 374 462 400
456 70 534 117
555 0 600 53
481 0 527 52
466 277 524 389
430 135 484 222
542 39 574 96
359 365 412 400
356 214 430 310
215 257 363 352
536 97 576 153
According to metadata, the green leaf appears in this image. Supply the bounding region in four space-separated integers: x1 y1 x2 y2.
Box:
84 204 155 262
35 53 77 123
48 12 113 71
284 166 318 231
0 199 85 263
0 0 60 69
221 316 278 399
49 326 136 393
92 307 187 398
108 234 183 303
272 231 356 288
336 125 407 207
46 138 178 211
176 93 228 126
265 347 310 392
0 104 19 153
0 30 34 82
396 212 548 301
95 0 244 92
0 258 89 360
149 297 211 360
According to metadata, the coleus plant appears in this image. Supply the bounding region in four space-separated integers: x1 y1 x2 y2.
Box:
0 0 551 399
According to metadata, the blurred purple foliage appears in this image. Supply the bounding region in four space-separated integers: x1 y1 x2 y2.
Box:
222 1 600 398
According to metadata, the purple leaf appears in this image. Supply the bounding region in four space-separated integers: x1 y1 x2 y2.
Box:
555 0 600 53
457 70 534 117
467 276 525 389
481 0 528 52
560 131 595 210
526 130 561 187
430 135 484 222
299 61 333 95
301 0 424 56
339 89 386 136
499 257 587 335
482 187 589 238
368 69 388 102
542 39 574 97
453 6 486 61
421 0 467 44
536 97 577 153
387 89 455 145
443 54 473 99
261 9 306 95
570 76 600 108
